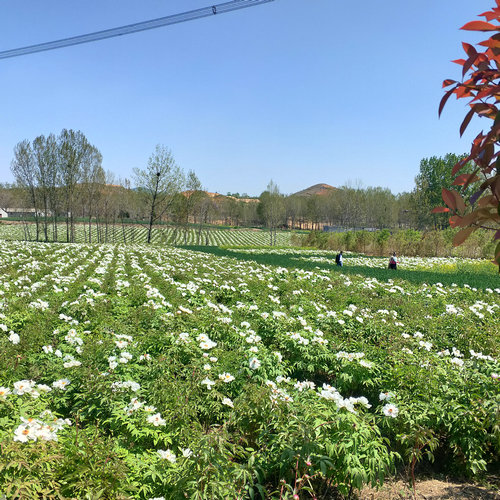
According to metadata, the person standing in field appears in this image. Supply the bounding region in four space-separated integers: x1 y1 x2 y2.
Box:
388 252 398 270
335 251 343 267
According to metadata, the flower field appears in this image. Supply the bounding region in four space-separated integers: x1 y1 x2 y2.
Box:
0 241 498 499
0 223 293 246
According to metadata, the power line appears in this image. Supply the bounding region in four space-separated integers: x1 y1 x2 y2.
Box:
0 0 275 60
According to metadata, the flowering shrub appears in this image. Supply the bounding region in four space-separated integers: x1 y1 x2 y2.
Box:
0 241 498 498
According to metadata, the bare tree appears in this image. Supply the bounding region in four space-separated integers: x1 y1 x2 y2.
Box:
133 145 185 244
11 140 40 240
258 180 286 246
33 134 61 241
80 150 104 243
58 129 93 242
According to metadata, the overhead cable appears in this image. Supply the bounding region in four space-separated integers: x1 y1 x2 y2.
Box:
0 0 275 60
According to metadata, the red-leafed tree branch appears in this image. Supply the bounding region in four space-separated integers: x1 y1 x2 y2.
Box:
437 1 500 269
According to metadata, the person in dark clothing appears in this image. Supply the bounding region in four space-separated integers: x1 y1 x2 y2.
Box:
335 251 343 267
388 252 398 270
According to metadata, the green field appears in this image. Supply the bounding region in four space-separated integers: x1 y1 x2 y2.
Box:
0 241 498 499
0 222 293 246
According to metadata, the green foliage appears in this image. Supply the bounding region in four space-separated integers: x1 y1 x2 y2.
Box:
0 241 498 498
302 227 496 261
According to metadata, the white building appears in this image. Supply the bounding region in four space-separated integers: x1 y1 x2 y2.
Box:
0 208 52 218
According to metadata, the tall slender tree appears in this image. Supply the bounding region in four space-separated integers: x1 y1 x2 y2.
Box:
58 129 93 242
258 180 286 245
11 140 39 240
133 145 185 244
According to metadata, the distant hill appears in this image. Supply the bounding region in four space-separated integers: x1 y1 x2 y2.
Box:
292 183 336 197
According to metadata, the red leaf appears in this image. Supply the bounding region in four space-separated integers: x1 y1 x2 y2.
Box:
463 168 481 190
452 58 466 66
461 21 499 32
478 194 496 207
462 55 477 77
453 190 466 213
442 188 457 211
480 10 499 22
439 89 454 117
431 207 450 213
452 156 471 176
449 215 462 228
462 42 478 57
455 85 473 98
460 108 475 136
442 79 456 88
453 174 479 186
453 227 475 246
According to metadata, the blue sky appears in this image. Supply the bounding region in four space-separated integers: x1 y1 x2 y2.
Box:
0 0 494 196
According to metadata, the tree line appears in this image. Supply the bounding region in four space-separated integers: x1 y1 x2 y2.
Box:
256 154 480 240
4 129 479 244
5 133 263 244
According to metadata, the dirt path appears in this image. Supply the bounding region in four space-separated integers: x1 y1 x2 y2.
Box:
359 478 499 499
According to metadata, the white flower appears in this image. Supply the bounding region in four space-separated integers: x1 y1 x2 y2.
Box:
294 381 316 392
181 448 193 458
379 391 394 401
52 379 71 390
222 397 234 408
13 424 36 442
13 380 35 395
249 357 261 370
418 340 433 351
157 449 176 463
119 351 133 363
42 345 53 354
359 359 373 368
450 357 464 367
383 403 399 418
63 360 82 368
178 332 190 343
0 387 11 398
147 413 166 426
199 339 217 350
351 396 371 408
9 332 20 344
201 378 215 390
218 373 235 383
